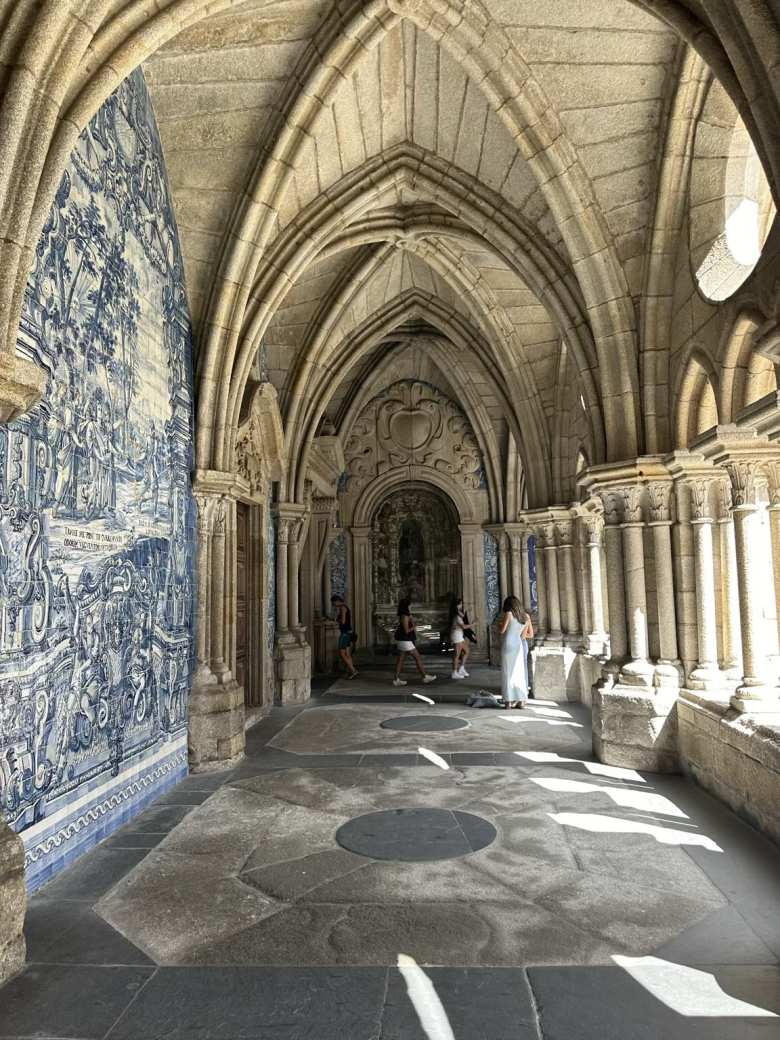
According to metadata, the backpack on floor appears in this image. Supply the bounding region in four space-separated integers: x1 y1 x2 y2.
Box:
466 690 507 709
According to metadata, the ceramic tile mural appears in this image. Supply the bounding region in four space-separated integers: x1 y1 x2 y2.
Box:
329 531 347 603
483 531 500 621
0 67 195 890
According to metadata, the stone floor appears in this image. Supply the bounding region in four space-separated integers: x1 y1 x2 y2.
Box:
3 663 780 1038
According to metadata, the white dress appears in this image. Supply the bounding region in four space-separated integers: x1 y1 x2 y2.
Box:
501 614 528 703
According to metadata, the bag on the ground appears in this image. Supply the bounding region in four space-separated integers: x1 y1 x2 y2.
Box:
466 690 507 709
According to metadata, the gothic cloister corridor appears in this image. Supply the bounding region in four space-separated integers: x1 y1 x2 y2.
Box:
4 0 780 1036
3 667 780 1038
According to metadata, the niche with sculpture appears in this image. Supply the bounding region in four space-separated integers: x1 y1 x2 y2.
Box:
371 486 461 645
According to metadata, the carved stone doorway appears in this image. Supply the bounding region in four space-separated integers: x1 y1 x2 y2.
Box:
370 484 462 651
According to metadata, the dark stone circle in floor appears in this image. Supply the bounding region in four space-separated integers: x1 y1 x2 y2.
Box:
335 807 497 861
379 714 468 732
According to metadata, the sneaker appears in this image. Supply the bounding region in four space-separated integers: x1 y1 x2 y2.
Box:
423 674 437 684
393 678 407 687
458 668 469 678
451 671 462 680
347 670 358 680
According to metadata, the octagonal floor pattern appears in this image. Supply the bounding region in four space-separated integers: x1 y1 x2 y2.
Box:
5 665 780 1039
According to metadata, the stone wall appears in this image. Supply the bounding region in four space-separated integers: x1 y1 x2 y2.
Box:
678 693 780 846
0 68 195 890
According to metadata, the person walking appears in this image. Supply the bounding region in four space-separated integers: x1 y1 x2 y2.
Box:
331 594 358 679
448 595 476 679
499 595 533 708
393 598 436 687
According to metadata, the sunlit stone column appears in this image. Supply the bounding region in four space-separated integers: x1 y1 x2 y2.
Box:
193 492 215 685
717 479 742 680
583 514 607 655
557 518 580 644
686 478 722 690
210 497 230 678
619 485 654 686
288 516 308 643
726 460 779 711
543 522 562 641
766 461 780 654
600 491 628 677
647 483 680 686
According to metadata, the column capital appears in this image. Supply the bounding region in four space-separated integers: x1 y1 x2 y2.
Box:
685 476 716 522
618 484 644 525
724 459 768 508
554 518 574 546
764 459 780 507
599 490 624 526
646 481 673 523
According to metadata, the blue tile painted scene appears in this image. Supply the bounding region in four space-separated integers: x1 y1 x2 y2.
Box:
0 67 195 890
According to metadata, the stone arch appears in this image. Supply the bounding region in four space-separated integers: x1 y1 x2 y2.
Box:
675 347 721 447
206 148 607 482
335 336 505 520
353 469 484 528
286 288 552 510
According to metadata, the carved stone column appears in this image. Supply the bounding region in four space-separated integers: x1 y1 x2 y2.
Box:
647 483 681 686
190 483 245 770
726 460 778 710
600 491 628 677
766 461 780 655
533 527 549 641
274 506 311 705
557 518 580 645
351 525 372 650
583 514 607 656
543 523 563 642
717 480 742 681
275 515 292 641
686 478 722 690
619 485 654 686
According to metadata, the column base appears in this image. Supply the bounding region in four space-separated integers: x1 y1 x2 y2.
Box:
619 658 655 687
654 660 683 688
585 633 608 656
0 818 25 985
592 685 679 773
686 664 725 692
730 688 780 713
189 676 246 771
530 645 601 702
275 641 312 704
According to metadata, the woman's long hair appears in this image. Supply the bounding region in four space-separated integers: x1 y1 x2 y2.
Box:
448 593 462 624
502 595 526 624
398 597 411 617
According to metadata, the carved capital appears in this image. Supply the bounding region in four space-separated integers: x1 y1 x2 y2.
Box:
647 482 672 523
718 478 733 520
620 484 644 524
599 491 623 526
555 519 574 546
582 514 603 544
725 459 767 508
686 478 713 522
765 460 780 507
0 352 47 423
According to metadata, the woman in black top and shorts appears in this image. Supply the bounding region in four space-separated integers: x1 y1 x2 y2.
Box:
393 598 436 687
331 595 358 679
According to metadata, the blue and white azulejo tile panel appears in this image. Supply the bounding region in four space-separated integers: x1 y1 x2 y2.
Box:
0 67 196 890
483 531 500 622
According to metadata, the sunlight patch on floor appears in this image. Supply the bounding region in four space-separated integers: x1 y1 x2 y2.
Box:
531 777 688 817
549 812 723 851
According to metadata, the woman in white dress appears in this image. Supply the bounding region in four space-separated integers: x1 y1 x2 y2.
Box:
499 595 533 708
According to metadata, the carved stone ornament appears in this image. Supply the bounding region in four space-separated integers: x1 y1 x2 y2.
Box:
344 379 483 494
555 519 573 545
600 491 623 526
718 478 733 519
582 515 603 544
765 460 780 507
686 478 712 522
620 485 644 524
647 483 672 523
234 383 286 497
725 460 767 507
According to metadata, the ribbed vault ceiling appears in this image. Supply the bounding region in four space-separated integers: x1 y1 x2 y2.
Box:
143 0 684 509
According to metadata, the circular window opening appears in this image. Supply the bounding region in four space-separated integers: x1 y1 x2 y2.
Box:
691 82 776 303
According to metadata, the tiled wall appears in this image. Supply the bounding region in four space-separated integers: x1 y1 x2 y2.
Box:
0 68 195 890
329 532 347 603
483 532 500 621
